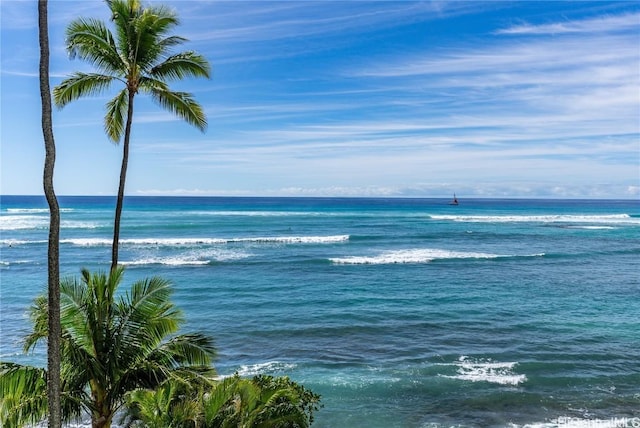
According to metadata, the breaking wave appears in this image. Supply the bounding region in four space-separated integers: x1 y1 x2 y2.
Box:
330 248 543 265
62 235 349 247
233 361 298 377
121 248 250 266
440 356 527 386
509 417 640 427
5 208 74 213
0 216 101 230
429 214 638 225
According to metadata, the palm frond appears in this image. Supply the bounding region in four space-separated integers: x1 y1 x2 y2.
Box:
138 4 180 45
155 333 217 368
84 269 119 363
167 366 218 387
111 0 179 73
53 72 118 108
116 275 181 352
23 294 48 353
60 274 95 356
105 88 129 143
114 358 173 395
147 85 208 132
109 0 141 61
150 51 211 81
66 17 124 75
203 375 256 426
157 35 188 51
0 363 48 427
251 374 322 427
130 11 166 71
123 380 202 428
127 275 174 314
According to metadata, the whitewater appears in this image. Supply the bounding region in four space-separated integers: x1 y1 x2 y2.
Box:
1 196 639 427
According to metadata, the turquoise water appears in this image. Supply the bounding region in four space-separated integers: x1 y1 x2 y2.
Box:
1 196 639 427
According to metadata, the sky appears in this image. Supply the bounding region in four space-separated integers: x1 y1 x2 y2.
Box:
1 1 639 198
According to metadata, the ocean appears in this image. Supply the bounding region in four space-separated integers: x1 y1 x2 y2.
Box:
1 195 639 428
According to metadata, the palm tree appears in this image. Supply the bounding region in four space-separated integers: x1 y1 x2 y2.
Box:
38 0 62 426
123 376 203 427
201 374 322 428
53 0 210 272
0 267 216 428
123 374 322 428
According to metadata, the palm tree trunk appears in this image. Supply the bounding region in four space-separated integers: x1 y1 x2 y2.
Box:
38 1 62 427
111 90 135 273
91 411 113 428
91 406 113 428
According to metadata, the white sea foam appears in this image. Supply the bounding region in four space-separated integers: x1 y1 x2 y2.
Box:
440 356 526 386
430 214 638 225
61 235 349 247
234 361 297 377
59 238 111 246
61 238 227 247
6 208 74 213
566 225 616 230
511 416 640 427
2 239 47 246
0 260 33 266
122 246 252 266
122 247 250 266
189 210 328 217
318 367 402 388
330 248 502 265
122 258 211 266
0 215 100 230
233 235 349 244
0 215 49 230
60 220 101 229
3 235 348 247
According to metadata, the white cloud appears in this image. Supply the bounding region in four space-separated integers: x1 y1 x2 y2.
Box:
496 12 640 35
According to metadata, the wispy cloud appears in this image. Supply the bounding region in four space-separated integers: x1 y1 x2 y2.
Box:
337 13 638 167
180 1 492 65
350 33 637 80
184 1 485 43
496 12 640 35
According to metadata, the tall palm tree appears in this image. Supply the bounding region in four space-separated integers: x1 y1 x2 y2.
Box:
0 267 216 428
38 0 62 426
53 0 210 272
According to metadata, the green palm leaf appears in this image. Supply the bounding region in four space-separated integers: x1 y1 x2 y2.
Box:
147 86 208 131
0 363 48 427
53 72 118 108
105 89 129 143
66 18 123 74
23 294 48 353
156 333 217 367
150 51 211 81
157 35 189 51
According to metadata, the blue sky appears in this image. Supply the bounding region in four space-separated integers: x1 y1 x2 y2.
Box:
1 1 639 198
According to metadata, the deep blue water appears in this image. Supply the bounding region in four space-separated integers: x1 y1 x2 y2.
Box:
1 196 639 427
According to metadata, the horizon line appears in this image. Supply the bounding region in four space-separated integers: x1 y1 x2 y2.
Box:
1 194 638 201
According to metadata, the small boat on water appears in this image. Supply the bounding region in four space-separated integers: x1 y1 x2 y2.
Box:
449 193 459 205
